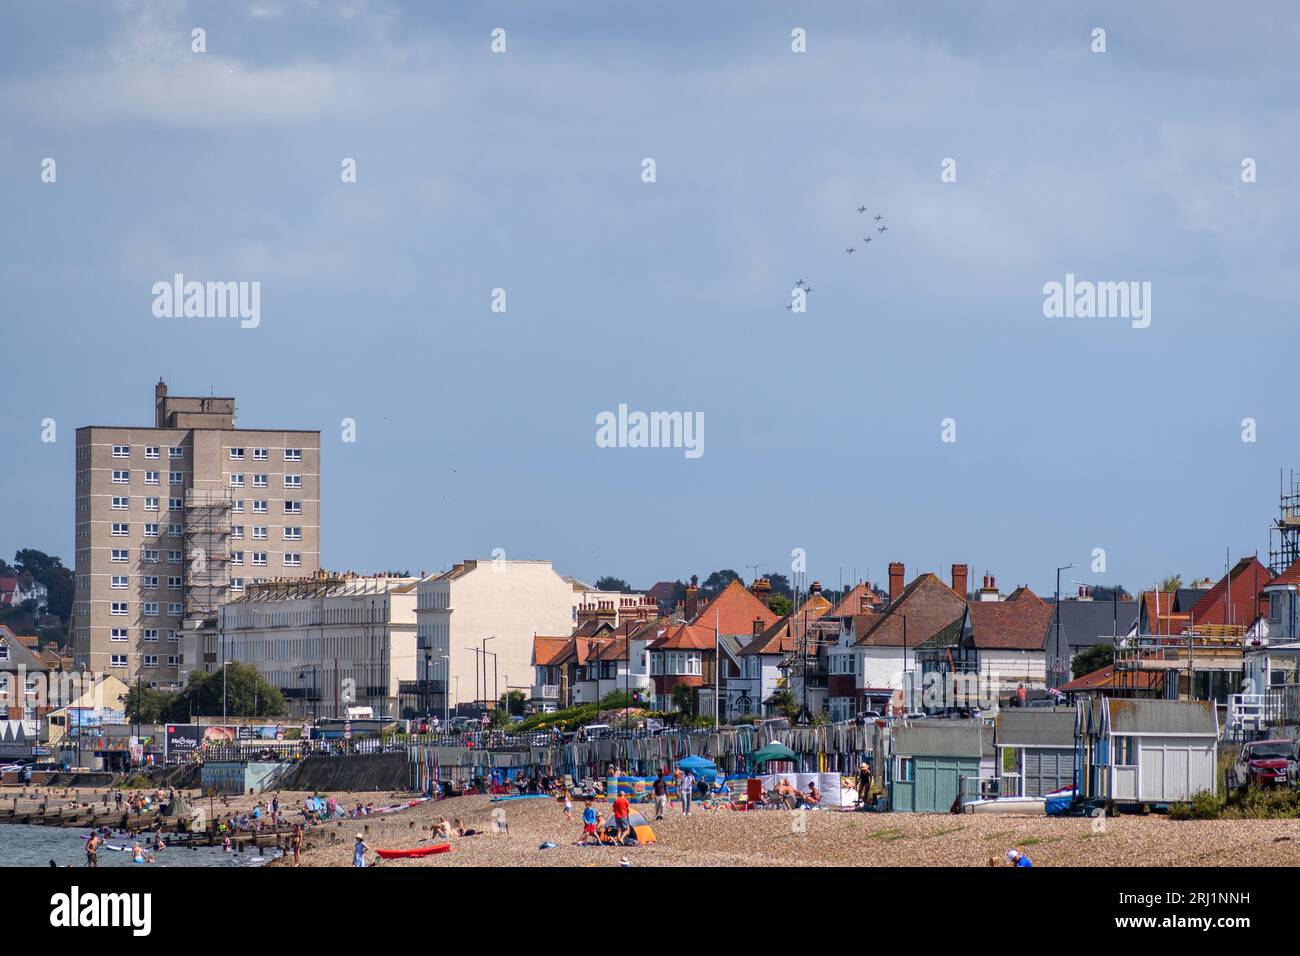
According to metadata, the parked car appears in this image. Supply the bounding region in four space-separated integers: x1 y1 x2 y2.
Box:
1227 738 1296 791
576 723 612 742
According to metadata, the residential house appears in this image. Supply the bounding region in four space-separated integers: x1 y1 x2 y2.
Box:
1076 697 1218 808
1243 559 1300 730
917 585 1054 713
0 625 51 720
825 563 968 720
737 585 833 718
1045 590 1139 673
0 574 48 611
530 617 662 711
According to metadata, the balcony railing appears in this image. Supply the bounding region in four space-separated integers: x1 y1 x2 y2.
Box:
532 684 560 700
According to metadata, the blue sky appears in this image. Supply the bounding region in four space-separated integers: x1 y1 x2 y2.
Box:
2 1 1298 595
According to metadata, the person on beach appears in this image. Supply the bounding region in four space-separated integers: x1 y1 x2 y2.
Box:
581 797 601 844
679 771 695 816
291 825 304 866
611 793 631 844
434 818 452 839
652 773 668 821
857 762 874 811
562 788 573 822
85 831 100 868
353 833 369 867
1006 849 1033 867
803 782 822 808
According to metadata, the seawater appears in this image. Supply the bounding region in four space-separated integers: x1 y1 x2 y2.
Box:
0 824 281 868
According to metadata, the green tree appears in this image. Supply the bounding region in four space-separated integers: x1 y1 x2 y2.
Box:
1071 642 1115 679
14 549 74 622
181 663 286 717
671 683 696 716
769 689 799 720
700 569 741 598
766 573 792 598
767 594 794 616
498 689 526 716
125 684 182 723
594 576 631 593
1160 575 1183 593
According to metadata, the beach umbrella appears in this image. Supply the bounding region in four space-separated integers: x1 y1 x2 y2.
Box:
751 742 798 765
677 755 715 773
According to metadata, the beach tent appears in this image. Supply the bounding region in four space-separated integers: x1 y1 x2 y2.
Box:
602 810 657 845
677 755 715 774
751 742 798 766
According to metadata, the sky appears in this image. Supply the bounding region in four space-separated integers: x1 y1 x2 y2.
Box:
2 0 1298 597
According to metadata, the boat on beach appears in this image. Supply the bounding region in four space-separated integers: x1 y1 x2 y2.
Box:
960 796 1047 815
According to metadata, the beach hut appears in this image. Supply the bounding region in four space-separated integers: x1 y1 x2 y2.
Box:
889 720 994 812
995 708 1076 797
1076 697 1218 809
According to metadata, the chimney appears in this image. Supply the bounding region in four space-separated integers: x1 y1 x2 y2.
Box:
809 580 822 595
684 575 699 620
753 617 765 636
751 577 772 605
888 562 905 604
951 564 969 600
979 574 999 602
154 378 168 428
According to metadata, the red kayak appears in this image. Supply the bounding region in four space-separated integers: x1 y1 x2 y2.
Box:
375 844 452 860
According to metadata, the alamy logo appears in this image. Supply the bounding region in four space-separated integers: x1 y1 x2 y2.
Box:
595 404 704 459
1042 272 1150 329
49 887 152 937
151 273 261 328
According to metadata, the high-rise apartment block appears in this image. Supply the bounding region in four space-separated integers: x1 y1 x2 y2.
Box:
73 380 320 685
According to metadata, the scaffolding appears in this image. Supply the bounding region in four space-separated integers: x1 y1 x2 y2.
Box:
182 489 231 621
1111 626 1246 701
1268 468 1300 575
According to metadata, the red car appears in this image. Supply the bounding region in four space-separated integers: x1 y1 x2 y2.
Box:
1228 739 1295 791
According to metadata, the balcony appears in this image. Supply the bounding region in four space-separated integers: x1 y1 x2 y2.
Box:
532 684 560 701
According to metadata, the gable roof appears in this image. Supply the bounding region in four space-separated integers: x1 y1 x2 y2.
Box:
1187 556 1272 627
0 625 48 672
1059 662 1162 694
852 573 966 648
1268 559 1300 590
827 582 883 618
1104 697 1217 735
1045 599 1140 652
648 623 719 651
691 580 779 636
532 636 571 667
966 588 1053 651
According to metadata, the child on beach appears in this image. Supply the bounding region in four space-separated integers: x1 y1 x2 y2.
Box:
580 797 601 845
563 789 573 822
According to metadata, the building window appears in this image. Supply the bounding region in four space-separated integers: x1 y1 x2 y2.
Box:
253 500 268 514
167 577 182 590
145 471 160 485
229 474 244 487
144 602 159 617
231 526 244 539
167 551 182 564
144 446 160 459
111 549 129 562
111 602 128 616
112 445 131 458
232 499 244 514
142 576 158 589
229 448 245 460
167 603 182 616
111 522 129 536
284 474 301 488
168 447 183 459
252 552 268 567
231 579 244 591
111 496 129 510
284 501 302 515
142 549 160 563
231 552 244 566
168 497 183 510
896 757 914 782
144 655 158 668
168 471 183 485
111 575 128 590
167 523 182 536
284 553 301 567
144 523 160 537
143 628 159 642
144 497 160 511
284 448 302 461
252 474 268 488
112 470 130 484
252 526 267 540
284 527 301 540
110 655 128 668
110 628 128 642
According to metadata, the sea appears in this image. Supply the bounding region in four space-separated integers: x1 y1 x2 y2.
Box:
0 824 281 868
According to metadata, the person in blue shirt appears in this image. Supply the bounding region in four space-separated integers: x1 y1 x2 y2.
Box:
353 834 369 867
1006 849 1033 867
581 798 602 844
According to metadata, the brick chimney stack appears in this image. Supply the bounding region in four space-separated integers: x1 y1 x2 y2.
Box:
888 562 905 604
979 574 1000 602
684 575 699 620
751 577 772 606
951 564 969 600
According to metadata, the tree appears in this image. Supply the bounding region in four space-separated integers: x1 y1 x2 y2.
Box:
671 683 696 716
180 663 286 717
1071 642 1115 679
700 569 741 598
767 594 794 616
594 576 631 593
1160 575 1183 593
498 689 526 716
769 689 799 720
1090 585 1130 602
14 549 74 622
125 684 182 723
656 580 686 616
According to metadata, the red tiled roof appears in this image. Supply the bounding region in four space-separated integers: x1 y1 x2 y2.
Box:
854 573 966 648
1188 557 1272 627
827 582 880 618
1141 591 1192 636
1060 663 1163 693
1269 560 1300 589
692 580 779 636
648 623 718 651
967 588 1053 650
532 636 571 667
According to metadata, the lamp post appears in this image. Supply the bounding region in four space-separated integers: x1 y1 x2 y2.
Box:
222 659 232 722
900 614 908 714
482 635 496 713
1053 564 1076 690
439 654 450 726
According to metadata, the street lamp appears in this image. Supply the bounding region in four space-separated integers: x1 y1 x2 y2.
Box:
439 654 450 725
1053 564 1077 690
482 635 497 713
